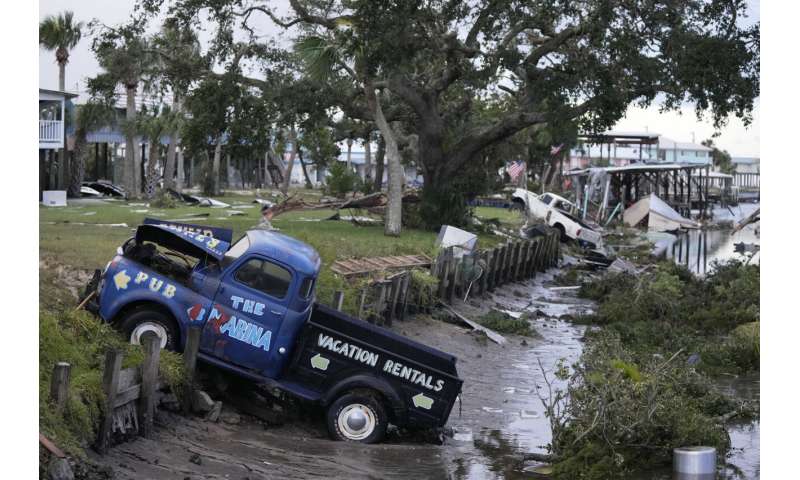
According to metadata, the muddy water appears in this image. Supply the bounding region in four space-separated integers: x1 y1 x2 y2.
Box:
92 268 592 480
92 264 759 479
656 203 760 276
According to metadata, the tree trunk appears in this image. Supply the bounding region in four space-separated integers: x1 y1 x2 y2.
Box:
189 155 194 188
369 89 402 236
58 62 66 91
125 84 139 197
364 137 373 187
346 138 353 170
176 148 184 191
280 127 297 194
299 150 313 189
164 96 180 190
145 140 159 199
212 139 222 196
68 135 87 198
374 136 385 192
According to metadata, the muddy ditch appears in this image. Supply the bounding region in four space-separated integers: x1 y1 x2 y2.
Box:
84 266 592 479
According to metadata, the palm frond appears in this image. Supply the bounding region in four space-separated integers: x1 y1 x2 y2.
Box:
294 35 340 82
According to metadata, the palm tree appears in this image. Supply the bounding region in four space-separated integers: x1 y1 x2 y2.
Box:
40 11 83 191
93 31 157 197
70 102 115 198
136 106 173 199
39 11 83 91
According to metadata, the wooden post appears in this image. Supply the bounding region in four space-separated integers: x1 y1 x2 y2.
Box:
97 349 123 454
494 244 506 287
183 326 201 414
447 257 459 304
527 240 537 278
357 288 368 319
388 275 402 325
333 291 345 311
375 283 387 325
480 250 491 295
487 248 498 292
399 273 411 320
50 362 71 413
437 249 451 300
515 242 527 280
138 332 161 438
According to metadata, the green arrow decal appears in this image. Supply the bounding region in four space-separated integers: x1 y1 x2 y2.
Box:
113 270 131 290
412 393 434 410
310 353 330 371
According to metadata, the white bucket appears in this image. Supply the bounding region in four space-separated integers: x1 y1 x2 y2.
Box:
673 446 716 478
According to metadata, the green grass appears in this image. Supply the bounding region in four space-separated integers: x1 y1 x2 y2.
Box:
473 206 526 229
40 191 508 315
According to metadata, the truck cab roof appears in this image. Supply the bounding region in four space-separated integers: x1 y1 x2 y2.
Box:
243 229 321 277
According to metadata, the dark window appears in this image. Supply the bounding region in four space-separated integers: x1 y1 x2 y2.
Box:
234 258 292 299
540 194 552 205
299 277 315 299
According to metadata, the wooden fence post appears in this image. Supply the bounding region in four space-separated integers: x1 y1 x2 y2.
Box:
183 326 201 414
494 245 506 288
527 240 536 278
514 242 525 280
387 275 402 325
399 273 411 320
438 249 452 300
97 349 123 454
375 283 387 325
504 242 514 284
50 362 71 413
480 250 491 295
333 291 345 311
138 332 161 438
447 257 459 304
357 288 368 319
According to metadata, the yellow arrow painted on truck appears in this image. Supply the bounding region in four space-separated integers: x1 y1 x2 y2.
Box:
113 270 131 290
412 393 434 410
310 353 330 371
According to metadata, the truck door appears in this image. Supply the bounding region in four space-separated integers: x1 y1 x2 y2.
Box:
201 255 294 375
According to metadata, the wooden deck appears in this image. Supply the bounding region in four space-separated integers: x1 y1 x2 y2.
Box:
331 254 432 276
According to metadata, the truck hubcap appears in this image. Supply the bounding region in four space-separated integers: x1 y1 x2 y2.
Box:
130 322 168 349
338 404 375 440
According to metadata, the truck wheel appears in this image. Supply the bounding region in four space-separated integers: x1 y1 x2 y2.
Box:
326 390 388 443
118 308 178 351
554 223 568 242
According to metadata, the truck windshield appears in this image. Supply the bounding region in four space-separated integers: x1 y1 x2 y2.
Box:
222 235 250 269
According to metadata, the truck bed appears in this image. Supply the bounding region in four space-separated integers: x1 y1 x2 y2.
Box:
284 303 463 429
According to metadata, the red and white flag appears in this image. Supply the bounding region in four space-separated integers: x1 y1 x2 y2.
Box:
506 160 526 181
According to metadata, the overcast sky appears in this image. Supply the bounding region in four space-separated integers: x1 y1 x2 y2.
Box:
38 0 760 157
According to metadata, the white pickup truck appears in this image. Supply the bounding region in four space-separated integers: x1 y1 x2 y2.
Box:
511 189 604 249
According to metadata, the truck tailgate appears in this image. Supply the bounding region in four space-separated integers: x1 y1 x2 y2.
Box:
286 304 463 428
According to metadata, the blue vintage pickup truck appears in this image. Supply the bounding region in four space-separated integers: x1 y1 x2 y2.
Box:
85 219 462 443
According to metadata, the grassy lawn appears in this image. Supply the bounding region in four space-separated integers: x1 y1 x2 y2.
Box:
39 191 511 313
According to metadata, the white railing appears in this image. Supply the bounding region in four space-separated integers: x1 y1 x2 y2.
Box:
39 120 63 143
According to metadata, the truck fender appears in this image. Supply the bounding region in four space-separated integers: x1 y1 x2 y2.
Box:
321 374 406 423
106 290 189 347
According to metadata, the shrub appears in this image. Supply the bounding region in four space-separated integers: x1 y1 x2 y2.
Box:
150 189 178 208
325 162 362 198
548 330 740 479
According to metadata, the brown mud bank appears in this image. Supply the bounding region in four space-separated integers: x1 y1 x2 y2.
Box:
88 267 592 479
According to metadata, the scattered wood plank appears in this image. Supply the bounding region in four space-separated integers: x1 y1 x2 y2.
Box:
439 303 507 345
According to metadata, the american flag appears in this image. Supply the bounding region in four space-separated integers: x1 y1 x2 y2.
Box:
506 160 526 181
550 144 565 156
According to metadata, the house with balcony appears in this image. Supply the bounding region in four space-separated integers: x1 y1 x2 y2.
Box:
39 88 78 195
39 88 77 149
